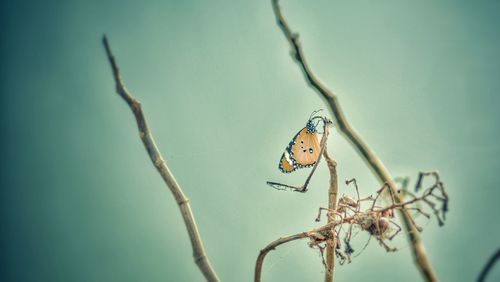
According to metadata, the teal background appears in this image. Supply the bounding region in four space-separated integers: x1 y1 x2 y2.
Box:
2 0 500 281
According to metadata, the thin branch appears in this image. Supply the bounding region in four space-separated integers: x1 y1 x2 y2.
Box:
254 232 310 282
323 146 338 282
254 219 343 282
102 35 220 282
271 1 438 281
376 175 447 221
478 248 500 282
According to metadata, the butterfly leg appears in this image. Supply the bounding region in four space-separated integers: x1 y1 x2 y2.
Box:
266 181 305 192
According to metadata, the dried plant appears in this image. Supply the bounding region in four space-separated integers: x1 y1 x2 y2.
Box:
312 172 448 265
255 171 448 282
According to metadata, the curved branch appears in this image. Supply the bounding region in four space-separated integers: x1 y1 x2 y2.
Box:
102 35 220 282
254 221 342 282
271 1 438 281
478 248 500 282
255 232 310 282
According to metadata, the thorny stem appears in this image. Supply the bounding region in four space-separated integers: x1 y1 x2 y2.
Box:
102 35 220 282
271 1 438 281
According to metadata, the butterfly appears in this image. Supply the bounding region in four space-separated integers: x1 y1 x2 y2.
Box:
278 111 324 173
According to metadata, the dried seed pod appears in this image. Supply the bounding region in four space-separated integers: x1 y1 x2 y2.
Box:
377 217 390 232
339 195 358 208
381 209 394 218
366 217 390 236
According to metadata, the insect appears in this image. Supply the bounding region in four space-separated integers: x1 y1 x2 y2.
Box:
278 111 324 173
268 110 331 192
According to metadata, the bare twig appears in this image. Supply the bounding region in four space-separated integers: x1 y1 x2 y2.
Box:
375 173 448 227
323 146 338 282
271 1 438 280
255 231 310 282
254 220 343 282
102 35 220 282
478 248 500 282
333 172 448 262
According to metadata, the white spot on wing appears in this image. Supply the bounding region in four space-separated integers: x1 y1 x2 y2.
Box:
284 150 293 165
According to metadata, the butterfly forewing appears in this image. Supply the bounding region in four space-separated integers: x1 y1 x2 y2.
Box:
289 127 321 167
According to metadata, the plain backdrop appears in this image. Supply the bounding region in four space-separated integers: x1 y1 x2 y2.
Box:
1 0 500 281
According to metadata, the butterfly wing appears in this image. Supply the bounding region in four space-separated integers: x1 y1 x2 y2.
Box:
289 127 321 168
278 150 296 173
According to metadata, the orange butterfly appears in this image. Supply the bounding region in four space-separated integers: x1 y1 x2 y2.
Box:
278 111 323 173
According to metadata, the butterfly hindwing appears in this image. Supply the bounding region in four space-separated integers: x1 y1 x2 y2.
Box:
278 150 296 173
276 114 323 174
288 127 321 168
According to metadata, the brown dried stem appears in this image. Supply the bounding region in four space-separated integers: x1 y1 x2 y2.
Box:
102 35 220 282
323 147 338 282
254 231 311 282
271 1 438 280
254 220 344 282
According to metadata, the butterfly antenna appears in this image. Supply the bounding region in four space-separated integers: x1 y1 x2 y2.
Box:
311 115 331 133
314 119 321 129
309 109 323 120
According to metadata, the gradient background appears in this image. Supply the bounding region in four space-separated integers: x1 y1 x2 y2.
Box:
2 0 500 281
